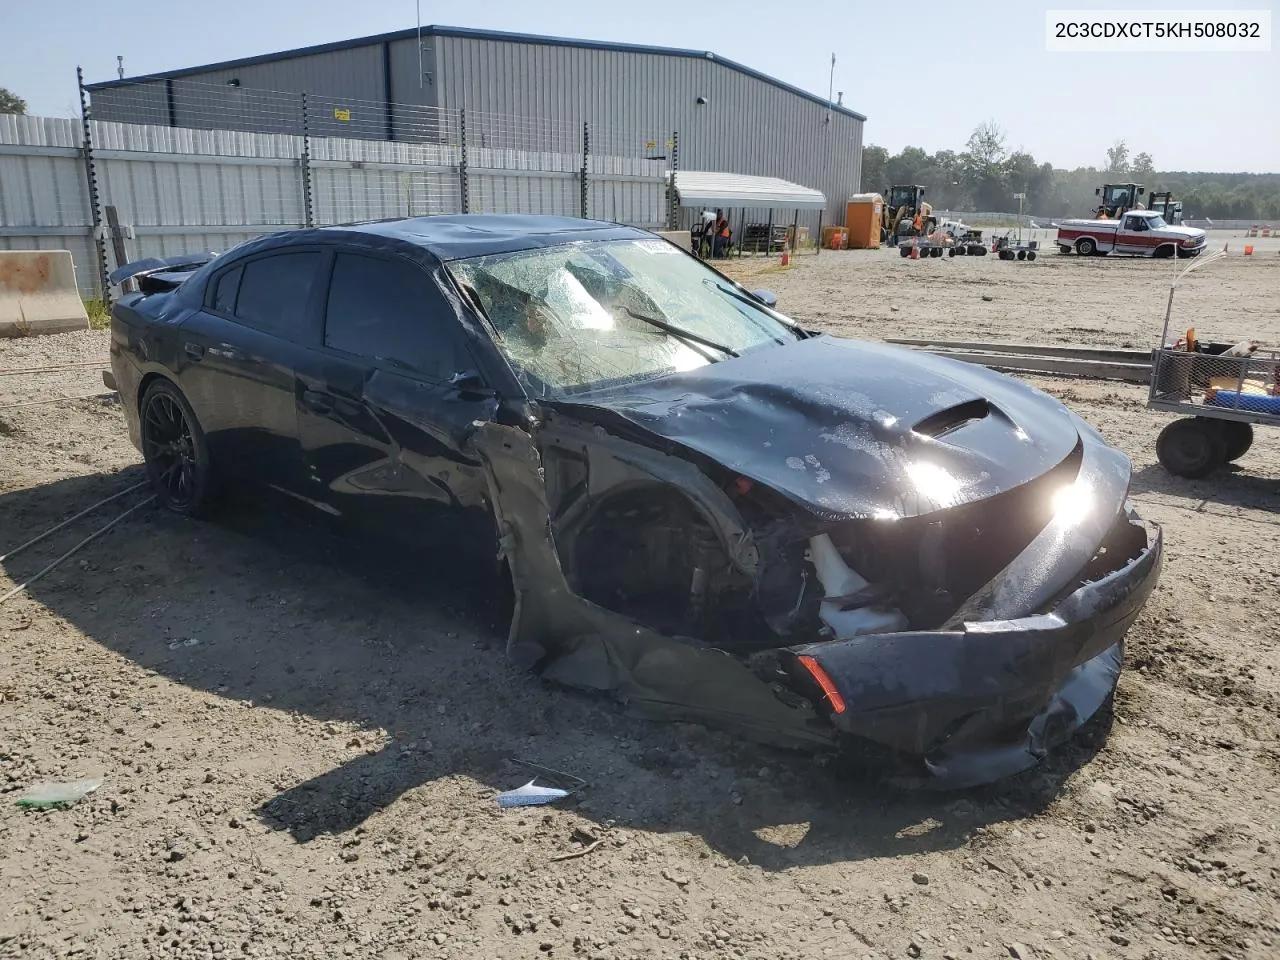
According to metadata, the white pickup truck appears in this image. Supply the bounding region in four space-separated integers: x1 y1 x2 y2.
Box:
1056 211 1206 258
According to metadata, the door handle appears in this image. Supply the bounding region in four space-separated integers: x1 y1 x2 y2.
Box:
183 342 205 361
302 389 335 414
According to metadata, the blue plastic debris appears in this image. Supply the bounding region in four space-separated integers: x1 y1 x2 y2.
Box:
495 779 571 808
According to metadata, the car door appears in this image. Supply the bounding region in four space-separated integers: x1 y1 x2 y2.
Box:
293 248 500 551
177 248 324 495
1115 214 1149 254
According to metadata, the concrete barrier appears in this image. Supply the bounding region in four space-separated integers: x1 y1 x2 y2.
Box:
0 250 90 338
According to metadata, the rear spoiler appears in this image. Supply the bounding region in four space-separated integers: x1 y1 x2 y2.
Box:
109 253 218 292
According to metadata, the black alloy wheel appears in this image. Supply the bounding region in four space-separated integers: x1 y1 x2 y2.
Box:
141 381 215 516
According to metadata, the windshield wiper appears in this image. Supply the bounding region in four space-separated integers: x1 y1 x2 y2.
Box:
704 280 802 343
620 307 739 359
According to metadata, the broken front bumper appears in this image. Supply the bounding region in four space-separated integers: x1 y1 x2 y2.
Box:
786 516 1162 789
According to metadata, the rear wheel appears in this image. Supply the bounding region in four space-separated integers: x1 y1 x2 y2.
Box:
1058 245 1072 254
1026 250 1037 261
1215 420 1254 462
1077 237 1097 256
140 379 217 517
1156 417 1227 479
1016 250 1027 261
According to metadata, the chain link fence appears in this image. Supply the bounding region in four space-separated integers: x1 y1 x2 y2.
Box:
0 74 672 299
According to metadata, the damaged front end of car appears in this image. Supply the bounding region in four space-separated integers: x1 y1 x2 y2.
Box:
468 385 1162 789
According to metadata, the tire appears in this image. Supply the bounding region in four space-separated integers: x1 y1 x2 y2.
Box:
140 379 217 517
1156 417 1227 479
1216 420 1254 462
948 246 958 257
899 245 911 258
930 247 943 258
1058 245 1072 254
1154 244 1175 259
1016 250 1027 261
1076 238 1097 256
971 245 987 257
1026 250 1037 261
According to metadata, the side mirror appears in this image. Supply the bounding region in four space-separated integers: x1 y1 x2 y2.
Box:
751 289 778 308
1095 188 1101 196
1138 187 1146 195
449 369 492 397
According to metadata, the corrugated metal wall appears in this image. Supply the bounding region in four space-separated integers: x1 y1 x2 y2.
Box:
87 33 863 224
0 115 97 297
432 35 862 224
0 111 667 297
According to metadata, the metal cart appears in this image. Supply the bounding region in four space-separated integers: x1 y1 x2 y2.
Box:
1147 250 1280 477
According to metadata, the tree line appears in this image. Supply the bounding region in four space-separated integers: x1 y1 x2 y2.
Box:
862 123 1280 222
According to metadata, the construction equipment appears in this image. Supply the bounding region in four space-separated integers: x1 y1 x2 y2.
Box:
881 185 937 245
1093 183 1145 218
1146 191 1183 226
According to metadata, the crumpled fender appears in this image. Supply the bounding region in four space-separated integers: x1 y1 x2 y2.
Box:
467 420 832 749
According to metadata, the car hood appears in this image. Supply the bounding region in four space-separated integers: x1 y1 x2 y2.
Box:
550 336 1084 521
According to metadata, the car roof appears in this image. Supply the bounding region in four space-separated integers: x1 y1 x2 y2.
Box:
319 214 650 261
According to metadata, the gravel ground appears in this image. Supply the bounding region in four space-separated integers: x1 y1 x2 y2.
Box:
1 244 1278 960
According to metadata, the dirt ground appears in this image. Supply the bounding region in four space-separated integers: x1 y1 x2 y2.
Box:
1 242 1278 960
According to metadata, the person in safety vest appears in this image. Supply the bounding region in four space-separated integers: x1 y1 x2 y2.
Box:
713 209 731 258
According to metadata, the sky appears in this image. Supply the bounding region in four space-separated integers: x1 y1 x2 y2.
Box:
6 0 1277 173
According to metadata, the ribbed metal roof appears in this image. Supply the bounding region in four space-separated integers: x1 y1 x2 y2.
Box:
673 171 827 210
85 25 867 122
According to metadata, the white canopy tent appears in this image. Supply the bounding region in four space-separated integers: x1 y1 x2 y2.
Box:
671 171 827 210
671 171 828 257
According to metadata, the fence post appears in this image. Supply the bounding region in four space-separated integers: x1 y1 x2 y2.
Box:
300 92 315 228
580 121 590 220
76 66 111 303
459 109 470 214
667 131 679 230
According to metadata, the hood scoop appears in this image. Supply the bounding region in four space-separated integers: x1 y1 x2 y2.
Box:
912 399 991 439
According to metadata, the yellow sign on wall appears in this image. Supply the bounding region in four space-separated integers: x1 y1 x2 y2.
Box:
334 108 351 122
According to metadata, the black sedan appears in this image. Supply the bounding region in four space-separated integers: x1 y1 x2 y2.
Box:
108 215 1162 788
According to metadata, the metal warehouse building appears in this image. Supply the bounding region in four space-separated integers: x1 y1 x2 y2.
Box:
87 25 865 226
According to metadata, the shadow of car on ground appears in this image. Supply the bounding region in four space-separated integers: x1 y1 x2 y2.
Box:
1 469 1115 872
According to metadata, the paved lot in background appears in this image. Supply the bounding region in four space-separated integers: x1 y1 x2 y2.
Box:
2 242 1277 960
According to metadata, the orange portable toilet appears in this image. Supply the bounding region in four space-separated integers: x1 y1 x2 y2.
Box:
845 193 884 249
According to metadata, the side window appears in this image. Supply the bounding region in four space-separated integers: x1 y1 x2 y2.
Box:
324 252 462 381
234 251 322 340
211 265 242 315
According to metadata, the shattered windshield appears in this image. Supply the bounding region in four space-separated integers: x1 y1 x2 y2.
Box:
448 238 800 398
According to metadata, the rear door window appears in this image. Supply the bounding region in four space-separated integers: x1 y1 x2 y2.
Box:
323 252 462 381
211 265 242 315
233 251 323 340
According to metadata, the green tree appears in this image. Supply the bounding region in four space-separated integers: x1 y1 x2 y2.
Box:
1105 141 1130 175
860 145 889 195
0 87 28 115
1132 152 1155 179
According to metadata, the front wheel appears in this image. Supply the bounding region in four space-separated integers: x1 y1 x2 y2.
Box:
1216 420 1254 462
140 379 217 517
1156 417 1227 479
1076 238 1098 256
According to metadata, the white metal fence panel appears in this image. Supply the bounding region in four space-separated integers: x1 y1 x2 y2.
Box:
1 104 669 299
0 115 98 296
